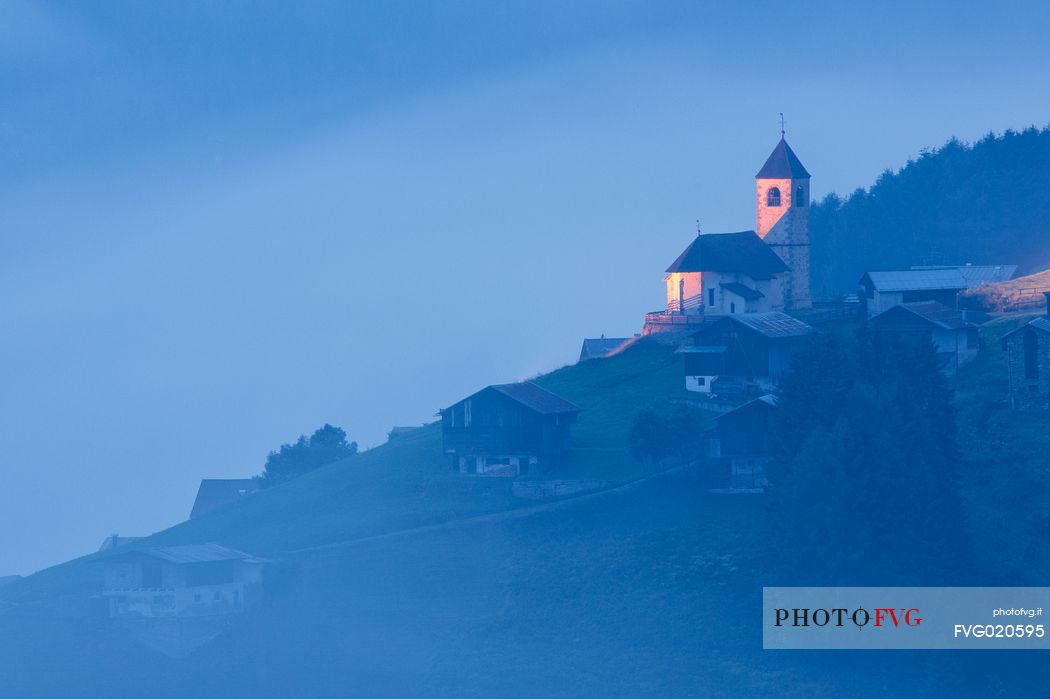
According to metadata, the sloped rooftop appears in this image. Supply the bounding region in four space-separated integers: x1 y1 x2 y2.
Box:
490 382 581 415
755 137 810 179
666 231 789 280
862 269 968 292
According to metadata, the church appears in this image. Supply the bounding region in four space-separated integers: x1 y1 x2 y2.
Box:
648 136 813 333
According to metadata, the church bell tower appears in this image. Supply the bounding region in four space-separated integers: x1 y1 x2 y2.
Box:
755 133 812 310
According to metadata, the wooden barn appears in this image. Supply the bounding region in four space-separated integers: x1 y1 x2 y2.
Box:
441 382 580 476
858 270 967 317
868 301 979 374
680 312 814 395
707 395 777 489
1001 294 1050 409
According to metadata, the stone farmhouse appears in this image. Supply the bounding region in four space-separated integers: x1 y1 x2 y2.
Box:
1001 293 1050 409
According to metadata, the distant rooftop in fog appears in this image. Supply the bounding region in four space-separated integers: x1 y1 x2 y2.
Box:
190 478 261 520
911 264 1018 287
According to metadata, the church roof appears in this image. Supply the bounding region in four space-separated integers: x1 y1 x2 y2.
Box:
756 137 810 179
666 231 789 280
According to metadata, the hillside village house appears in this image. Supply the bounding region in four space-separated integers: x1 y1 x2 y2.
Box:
707 395 777 489
679 312 814 395
98 535 144 552
1001 293 1050 409
189 478 261 520
868 301 980 374
102 543 267 619
578 335 636 362
858 270 967 317
645 136 813 333
441 382 579 476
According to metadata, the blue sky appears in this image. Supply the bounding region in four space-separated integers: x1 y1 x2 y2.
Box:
3 1 1050 574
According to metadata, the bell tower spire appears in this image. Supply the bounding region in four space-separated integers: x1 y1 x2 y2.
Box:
755 130 812 309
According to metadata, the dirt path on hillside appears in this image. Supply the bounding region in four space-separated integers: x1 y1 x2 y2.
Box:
282 465 688 559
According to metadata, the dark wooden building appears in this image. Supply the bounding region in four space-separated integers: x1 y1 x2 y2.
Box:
868 301 979 374
441 382 580 476
1001 294 1050 410
680 312 813 396
707 395 777 489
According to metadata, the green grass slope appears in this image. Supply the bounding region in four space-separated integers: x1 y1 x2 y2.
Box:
0 339 689 607
954 313 1050 582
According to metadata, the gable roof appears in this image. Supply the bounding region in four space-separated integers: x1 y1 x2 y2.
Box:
107 543 269 565
489 382 580 415
860 269 967 292
189 478 261 520
1001 317 1050 344
716 394 779 421
98 535 145 552
911 264 1017 287
756 137 810 179
445 382 580 417
666 231 789 280
699 311 814 340
579 337 632 362
719 282 764 301
870 301 974 331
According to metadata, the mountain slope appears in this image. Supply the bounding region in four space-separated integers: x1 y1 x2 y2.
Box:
811 127 1050 296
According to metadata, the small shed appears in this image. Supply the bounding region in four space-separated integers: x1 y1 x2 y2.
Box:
1001 294 1050 409
98 535 144 552
682 312 814 395
189 478 261 520
708 395 777 489
440 382 580 476
859 270 967 317
868 301 979 374
578 335 635 362
102 543 268 619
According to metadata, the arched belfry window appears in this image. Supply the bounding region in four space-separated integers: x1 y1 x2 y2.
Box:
767 187 781 207
796 185 807 207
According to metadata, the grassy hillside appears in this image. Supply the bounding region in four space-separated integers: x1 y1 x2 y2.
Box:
954 313 1050 583
811 127 1050 295
0 339 689 605
960 268 1050 311
3 329 1050 696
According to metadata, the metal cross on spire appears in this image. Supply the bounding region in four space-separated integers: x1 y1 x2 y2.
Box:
779 112 786 138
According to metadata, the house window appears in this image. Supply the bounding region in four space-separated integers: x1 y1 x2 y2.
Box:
464 400 472 427
708 288 715 306
1024 329 1039 379
796 185 807 207
697 377 706 386
767 187 781 207
730 302 736 314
